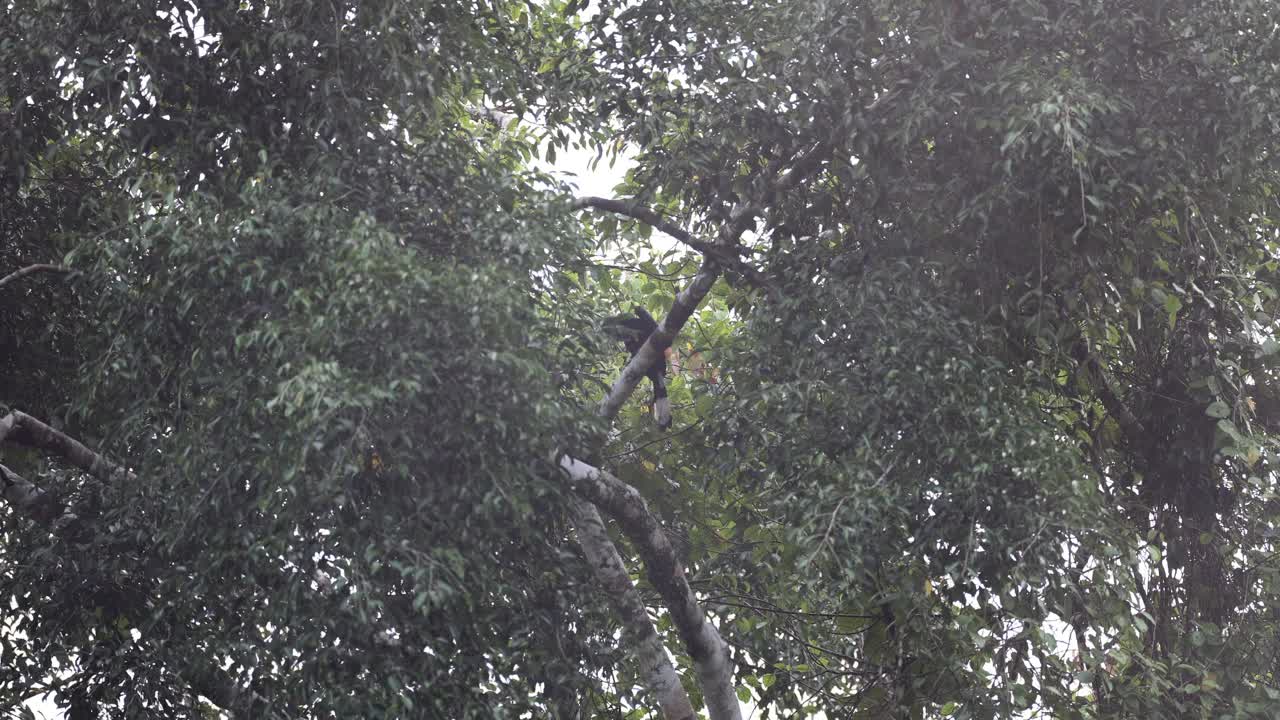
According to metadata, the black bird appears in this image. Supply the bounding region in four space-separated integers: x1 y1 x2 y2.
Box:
604 306 672 429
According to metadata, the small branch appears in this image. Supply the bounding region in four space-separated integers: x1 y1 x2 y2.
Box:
774 141 830 194
0 668 91 714
706 594 877 621
1071 342 1148 442
572 197 706 251
572 196 777 296
0 263 75 291
0 462 76 529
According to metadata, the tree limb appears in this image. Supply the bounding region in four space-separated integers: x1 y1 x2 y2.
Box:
1071 342 1148 442
569 148 831 720
559 455 740 720
0 413 261 717
572 197 706 251
0 411 129 482
597 260 722 421
0 462 77 530
572 196 777 297
0 263 75 291
573 256 733 720
568 496 696 720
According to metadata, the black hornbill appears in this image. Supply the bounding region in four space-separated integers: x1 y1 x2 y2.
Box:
604 306 672 429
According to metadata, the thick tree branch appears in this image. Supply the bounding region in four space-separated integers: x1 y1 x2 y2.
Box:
569 149 831 720
0 411 129 482
559 455 740 720
568 496 695 720
573 256 731 720
561 242 723 720
0 263 75 290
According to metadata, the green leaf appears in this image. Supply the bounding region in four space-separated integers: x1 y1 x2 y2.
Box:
1164 293 1182 328
1205 400 1231 419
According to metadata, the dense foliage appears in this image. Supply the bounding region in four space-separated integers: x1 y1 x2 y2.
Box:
2 1 1280 719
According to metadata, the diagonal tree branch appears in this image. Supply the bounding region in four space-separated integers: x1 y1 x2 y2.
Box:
572 196 778 297
555 227 734 720
0 413 262 717
571 197 708 252
0 411 130 482
1071 342 1148 442
598 259 722 421
584 141 832 424
0 263 75 291
566 147 832 720
559 454 740 720
568 496 696 720
0 462 77 530
0 417 689 717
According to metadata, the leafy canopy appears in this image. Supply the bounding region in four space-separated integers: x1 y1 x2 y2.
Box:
3 1 1280 719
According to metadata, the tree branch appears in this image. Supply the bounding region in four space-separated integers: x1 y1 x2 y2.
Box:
559 234 725 720
568 148 832 720
568 496 696 720
572 196 777 296
0 411 129 482
0 413 260 717
1071 342 1148 442
775 141 830 194
559 455 740 720
588 143 831 423
576 256 734 720
572 197 705 250
0 263 75 291
597 260 722 421
0 462 77 530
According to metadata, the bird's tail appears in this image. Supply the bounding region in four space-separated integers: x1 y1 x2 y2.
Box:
652 378 672 430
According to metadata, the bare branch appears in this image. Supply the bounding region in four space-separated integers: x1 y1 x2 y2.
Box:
572 196 777 296
569 496 696 720
0 263 75 291
559 455 740 720
0 411 129 482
